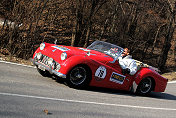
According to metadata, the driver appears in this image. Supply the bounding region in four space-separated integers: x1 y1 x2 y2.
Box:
118 48 137 75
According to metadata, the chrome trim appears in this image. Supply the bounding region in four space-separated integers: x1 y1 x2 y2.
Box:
109 57 117 63
32 59 66 78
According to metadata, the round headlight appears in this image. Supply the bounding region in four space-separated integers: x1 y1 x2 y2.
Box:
36 52 42 59
47 58 53 65
61 52 67 60
40 43 45 50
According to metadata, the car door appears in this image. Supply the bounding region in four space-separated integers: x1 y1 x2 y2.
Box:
105 60 133 91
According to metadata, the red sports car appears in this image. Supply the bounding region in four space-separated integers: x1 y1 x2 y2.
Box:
32 41 168 95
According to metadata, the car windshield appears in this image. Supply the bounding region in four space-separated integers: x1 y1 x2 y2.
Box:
87 41 124 59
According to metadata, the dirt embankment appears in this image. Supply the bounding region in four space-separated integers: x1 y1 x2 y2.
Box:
162 72 176 81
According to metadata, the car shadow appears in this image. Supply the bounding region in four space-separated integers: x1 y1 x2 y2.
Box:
85 86 176 101
52 76 176 101
149 92 176 100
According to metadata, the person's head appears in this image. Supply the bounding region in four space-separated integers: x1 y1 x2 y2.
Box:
122 48 130 57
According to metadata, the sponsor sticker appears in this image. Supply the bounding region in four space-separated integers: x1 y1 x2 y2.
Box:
95 66 107 80
52 46 69 51
110 72 126 84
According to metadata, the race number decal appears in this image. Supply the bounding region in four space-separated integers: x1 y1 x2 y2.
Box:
110 72 126 84
95 66 106 79
52 46 70 51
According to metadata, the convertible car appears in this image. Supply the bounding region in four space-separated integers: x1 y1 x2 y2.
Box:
31 40 168 95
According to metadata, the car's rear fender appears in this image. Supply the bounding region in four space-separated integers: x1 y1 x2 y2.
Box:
134 67 167 92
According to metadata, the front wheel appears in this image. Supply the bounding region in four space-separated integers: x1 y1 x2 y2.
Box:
136 77 153 95
67 66 91 88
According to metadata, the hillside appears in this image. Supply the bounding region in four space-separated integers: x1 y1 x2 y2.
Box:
0 0 175 73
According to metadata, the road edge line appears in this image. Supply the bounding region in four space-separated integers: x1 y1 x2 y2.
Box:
0 92 176 111
0 60 35 68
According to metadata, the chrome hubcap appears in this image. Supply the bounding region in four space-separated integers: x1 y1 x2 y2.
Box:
70 67 86 85
140 78 152 94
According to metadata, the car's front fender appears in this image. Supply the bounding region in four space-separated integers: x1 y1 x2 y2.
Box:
59 55 91 75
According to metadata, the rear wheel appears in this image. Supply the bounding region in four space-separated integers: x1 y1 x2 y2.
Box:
136 77 153 95
67 66 91 88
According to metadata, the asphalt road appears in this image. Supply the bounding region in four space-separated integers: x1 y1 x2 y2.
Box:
0 61 176 118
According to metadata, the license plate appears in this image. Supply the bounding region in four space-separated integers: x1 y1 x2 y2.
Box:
38 65 45 71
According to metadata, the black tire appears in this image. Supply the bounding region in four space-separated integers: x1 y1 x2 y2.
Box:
136 77 153 95
67 66 91 88
37 66 51 77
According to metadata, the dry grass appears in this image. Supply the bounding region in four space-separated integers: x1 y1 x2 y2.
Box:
0 53 33 66
162 72 176 81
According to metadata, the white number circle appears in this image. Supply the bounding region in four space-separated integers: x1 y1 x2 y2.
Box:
95 66 106 79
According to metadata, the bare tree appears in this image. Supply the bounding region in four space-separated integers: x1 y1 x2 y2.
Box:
157 0 176 71
71 0 107 47
0 0 175 72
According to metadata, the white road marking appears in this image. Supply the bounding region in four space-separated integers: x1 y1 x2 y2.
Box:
168 81 176 84
0 92 176 111
0 60 35 68
0 60 175 111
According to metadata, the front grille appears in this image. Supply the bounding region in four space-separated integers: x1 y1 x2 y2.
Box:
40 55 50 66
35 54 60 70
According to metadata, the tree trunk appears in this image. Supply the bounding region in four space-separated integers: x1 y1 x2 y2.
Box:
84 23 91 48
158 16 175 71
71 0 84 47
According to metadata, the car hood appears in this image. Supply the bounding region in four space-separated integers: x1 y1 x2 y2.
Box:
43 44 113 63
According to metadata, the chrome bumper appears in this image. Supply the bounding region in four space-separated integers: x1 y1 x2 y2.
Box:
31 59 66 78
